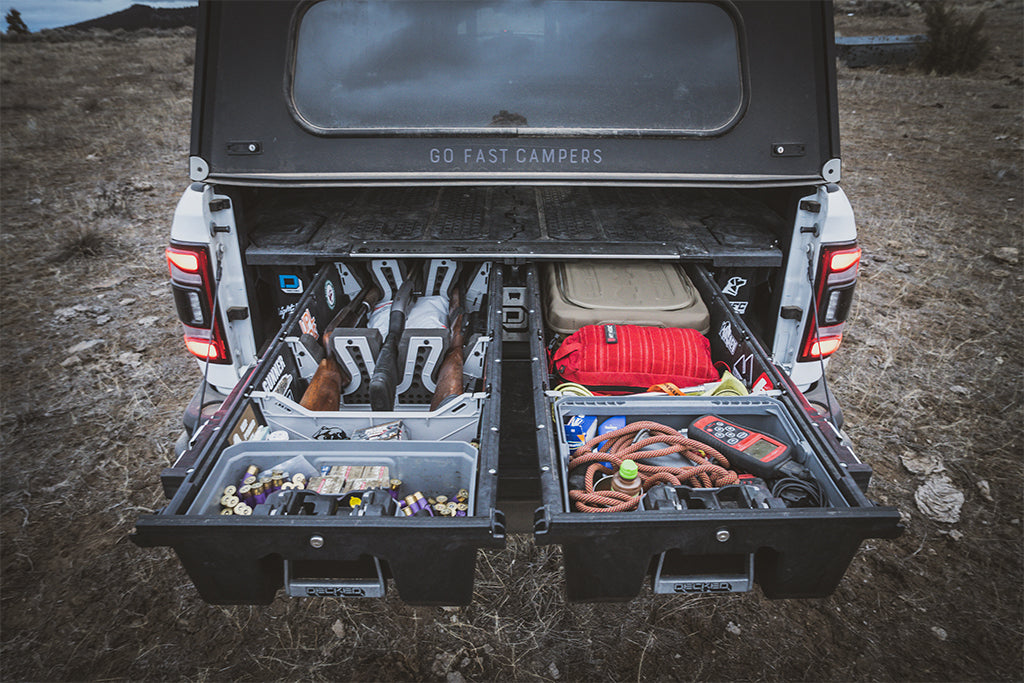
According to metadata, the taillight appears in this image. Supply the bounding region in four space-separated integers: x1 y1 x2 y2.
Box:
799 242 860 361
166 241 230 364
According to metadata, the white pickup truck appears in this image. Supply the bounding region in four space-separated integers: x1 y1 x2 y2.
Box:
131 0 902 604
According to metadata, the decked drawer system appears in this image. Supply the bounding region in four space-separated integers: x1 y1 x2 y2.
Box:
133 253 901 604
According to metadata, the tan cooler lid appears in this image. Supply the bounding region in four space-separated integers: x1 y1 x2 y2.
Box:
554 261 700 313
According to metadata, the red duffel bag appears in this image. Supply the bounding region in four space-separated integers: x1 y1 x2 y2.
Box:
551 324 719 393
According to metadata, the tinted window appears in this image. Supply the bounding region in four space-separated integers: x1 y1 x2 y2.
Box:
293 0 744 134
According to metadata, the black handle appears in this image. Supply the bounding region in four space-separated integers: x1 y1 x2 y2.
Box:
368 278 415 411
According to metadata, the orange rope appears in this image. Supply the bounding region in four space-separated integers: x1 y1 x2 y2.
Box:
567 420 739 512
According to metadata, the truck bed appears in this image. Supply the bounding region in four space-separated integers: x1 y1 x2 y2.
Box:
243 186 786 265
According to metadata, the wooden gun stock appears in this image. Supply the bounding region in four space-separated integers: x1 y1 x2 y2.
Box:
429 285 466 411
299 355 350 411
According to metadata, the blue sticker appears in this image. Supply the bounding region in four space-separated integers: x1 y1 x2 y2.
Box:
279 274 304 294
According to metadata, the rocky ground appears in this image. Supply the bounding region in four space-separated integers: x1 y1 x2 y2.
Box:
1 2 1021 680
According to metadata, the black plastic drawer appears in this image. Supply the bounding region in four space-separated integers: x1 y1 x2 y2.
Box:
132 260 506 605
528 263 903 600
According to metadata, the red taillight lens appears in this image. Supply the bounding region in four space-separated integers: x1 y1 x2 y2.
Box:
185 335 227 362
828 248 861 273
802 333 843 360
166 248 200 274
799 242 859 362
167 241 231 364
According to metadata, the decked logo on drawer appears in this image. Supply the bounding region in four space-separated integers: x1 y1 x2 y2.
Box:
305 586 366 597
674 581 733 593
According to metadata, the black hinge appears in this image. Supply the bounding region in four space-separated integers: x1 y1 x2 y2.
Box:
771 143 806 157
780 306 803 320
226 140 262 155
799 200 822 213
226 306 249 321
209 198 231 212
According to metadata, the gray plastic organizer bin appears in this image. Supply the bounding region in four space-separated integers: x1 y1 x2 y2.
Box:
552 395 847 511
252 391 485 442
187 440 478 516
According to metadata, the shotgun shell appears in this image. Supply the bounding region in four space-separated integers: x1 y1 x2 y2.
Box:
435 495 448 505
242 475 257 486
403 495 420 513
271 474 284 491
220 495 239 509
456 503 468 514
456 509 467 517
433 503 447 514
457 489 469 501
238 484 253 505
260 476 275 494
251 482 266 505
446 501 458 512
234 503 252 516
412 492 433 516
292 473 306 485
222 485 237 497
220 508 233 515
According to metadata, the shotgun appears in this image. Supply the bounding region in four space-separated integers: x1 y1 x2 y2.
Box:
429 284 466 411
299 285 382 412
369 277 416 411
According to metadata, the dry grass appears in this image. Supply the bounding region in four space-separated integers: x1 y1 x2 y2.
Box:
1 4 1022 682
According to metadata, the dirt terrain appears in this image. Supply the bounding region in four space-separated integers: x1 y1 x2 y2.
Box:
1 3 1021 681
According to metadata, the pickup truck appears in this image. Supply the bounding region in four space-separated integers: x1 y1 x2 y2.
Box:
131 0 903 604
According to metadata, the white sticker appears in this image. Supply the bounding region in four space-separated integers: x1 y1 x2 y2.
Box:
277 303 298 320
325 280 336 310
734 353 755 382
731 301 749 314
723 276 748 297
262 355 287 393
719 321 738 355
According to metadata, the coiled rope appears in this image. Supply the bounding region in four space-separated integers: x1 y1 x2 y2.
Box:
567 420 739 512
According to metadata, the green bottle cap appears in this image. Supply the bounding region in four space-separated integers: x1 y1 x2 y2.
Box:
619 459 639 480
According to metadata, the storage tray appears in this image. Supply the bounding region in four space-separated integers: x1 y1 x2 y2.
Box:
552 394 847 511
187 440 478 516
252 390 485 442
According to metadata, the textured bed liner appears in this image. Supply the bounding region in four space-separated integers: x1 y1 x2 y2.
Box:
244 186 785 265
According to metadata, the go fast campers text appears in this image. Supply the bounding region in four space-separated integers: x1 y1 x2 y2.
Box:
429 147 603 166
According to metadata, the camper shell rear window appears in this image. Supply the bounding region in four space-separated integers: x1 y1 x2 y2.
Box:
291 0 746 136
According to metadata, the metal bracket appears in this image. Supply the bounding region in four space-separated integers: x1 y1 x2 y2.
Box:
463 336 490 380
284 336 319 380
